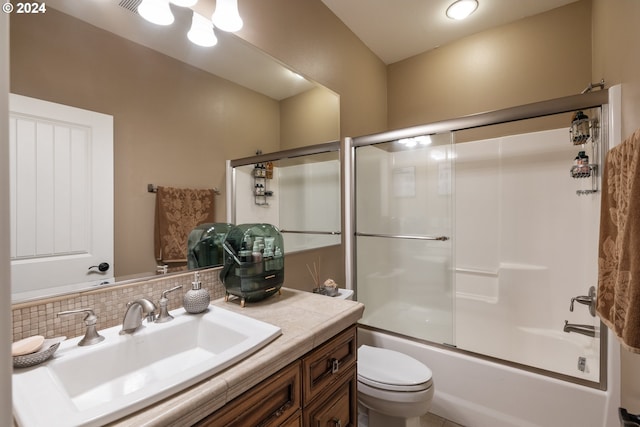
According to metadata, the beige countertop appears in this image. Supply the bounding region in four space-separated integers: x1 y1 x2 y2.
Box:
107 288 364 427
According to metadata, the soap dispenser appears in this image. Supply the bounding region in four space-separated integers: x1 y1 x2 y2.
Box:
183 272 210 314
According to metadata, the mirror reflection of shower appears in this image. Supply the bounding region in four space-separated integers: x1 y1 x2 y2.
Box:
229 142 341 254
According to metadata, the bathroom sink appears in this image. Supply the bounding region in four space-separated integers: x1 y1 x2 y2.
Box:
12 306 281 427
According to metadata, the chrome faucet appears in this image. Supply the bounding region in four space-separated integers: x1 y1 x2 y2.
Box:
563 320 596 337
120 298 157 335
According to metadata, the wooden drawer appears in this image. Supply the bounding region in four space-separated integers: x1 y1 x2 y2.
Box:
194 361 301 427
281 409 303 427
304 370 357 427
302 326 357 406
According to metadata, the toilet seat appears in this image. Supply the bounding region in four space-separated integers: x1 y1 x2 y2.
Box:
357 345 433 392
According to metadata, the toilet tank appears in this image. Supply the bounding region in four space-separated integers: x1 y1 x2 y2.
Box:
335 289 354 300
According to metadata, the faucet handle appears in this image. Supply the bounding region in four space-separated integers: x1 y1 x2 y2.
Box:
569 286 596 317
161 284 183 300
156 285 183 323
57 308 105 346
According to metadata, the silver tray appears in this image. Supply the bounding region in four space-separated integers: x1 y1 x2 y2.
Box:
13 336 66 369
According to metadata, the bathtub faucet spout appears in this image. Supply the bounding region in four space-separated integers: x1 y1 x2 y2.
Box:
563 320 595 337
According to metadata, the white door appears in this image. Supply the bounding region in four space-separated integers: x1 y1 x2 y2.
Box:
9 94 114 298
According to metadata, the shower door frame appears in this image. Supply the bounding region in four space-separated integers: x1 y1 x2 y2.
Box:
345 88 611 390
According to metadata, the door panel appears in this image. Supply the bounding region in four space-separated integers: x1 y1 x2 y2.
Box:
9 94 113 298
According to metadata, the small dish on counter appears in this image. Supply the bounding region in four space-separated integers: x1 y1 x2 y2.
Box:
13 336 66 369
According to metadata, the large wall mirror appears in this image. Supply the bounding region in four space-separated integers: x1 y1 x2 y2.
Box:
10 0 340 302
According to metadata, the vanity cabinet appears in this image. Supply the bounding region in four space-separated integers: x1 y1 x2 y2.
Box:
194 326 357 427
194 361 302 427
302 326 357 427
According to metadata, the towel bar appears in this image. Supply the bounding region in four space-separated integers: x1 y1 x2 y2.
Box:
148 184 220 195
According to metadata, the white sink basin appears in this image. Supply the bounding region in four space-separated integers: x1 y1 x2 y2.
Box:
12 306 281 427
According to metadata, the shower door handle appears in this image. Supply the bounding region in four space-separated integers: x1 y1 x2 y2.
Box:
355 232 449 241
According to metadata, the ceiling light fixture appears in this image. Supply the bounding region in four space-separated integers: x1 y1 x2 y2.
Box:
446 0 478 20
188 11 218 47
212 0 243 32
138 0 175 26
137 0 236 48
170 0 198 6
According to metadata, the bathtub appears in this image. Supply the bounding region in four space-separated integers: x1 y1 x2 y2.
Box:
357 327 620 427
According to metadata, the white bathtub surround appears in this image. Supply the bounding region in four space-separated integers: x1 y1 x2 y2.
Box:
454 128 602 382
359 327 620 427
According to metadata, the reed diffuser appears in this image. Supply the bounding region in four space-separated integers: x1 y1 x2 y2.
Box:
309 258 339 296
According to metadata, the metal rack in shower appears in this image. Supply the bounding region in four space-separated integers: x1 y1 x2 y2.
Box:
570 108 601 196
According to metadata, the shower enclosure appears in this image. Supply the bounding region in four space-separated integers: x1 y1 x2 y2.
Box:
348 89 610 390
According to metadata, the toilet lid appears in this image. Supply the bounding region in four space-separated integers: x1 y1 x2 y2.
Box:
358 345 432 392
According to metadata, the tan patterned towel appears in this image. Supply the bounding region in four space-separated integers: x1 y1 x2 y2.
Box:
154 186 216 267
597 128 640 353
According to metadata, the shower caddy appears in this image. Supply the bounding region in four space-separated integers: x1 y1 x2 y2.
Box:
569 82 604 196
569 112 600 195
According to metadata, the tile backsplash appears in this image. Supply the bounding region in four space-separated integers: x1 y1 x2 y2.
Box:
11 268 225 342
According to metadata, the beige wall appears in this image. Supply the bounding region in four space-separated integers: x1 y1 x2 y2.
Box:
235 0 388 138
592 0 640 411
387 1 592 130
280 85 340 150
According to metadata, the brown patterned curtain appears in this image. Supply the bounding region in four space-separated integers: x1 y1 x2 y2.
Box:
154 186 216 271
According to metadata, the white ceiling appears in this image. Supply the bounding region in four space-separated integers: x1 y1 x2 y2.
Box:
43 0 579 98
320 0 579 64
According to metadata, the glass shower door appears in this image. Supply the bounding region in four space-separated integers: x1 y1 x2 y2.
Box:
354 133 454 345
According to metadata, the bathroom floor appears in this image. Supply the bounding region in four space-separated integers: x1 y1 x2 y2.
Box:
422 412 465 427
358 407 464 427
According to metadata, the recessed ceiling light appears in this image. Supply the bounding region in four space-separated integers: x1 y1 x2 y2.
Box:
446 0 479 20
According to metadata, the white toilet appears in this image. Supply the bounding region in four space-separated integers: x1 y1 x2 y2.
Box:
357 345 434 427
331 289 434 427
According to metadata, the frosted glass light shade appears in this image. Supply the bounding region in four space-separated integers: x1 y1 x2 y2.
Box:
211 0 243 32
170 0 198 6
138 0 175 26
446 0 478 20
188 12 218 47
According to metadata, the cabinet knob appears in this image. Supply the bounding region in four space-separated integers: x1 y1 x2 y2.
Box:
332 418 342 427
